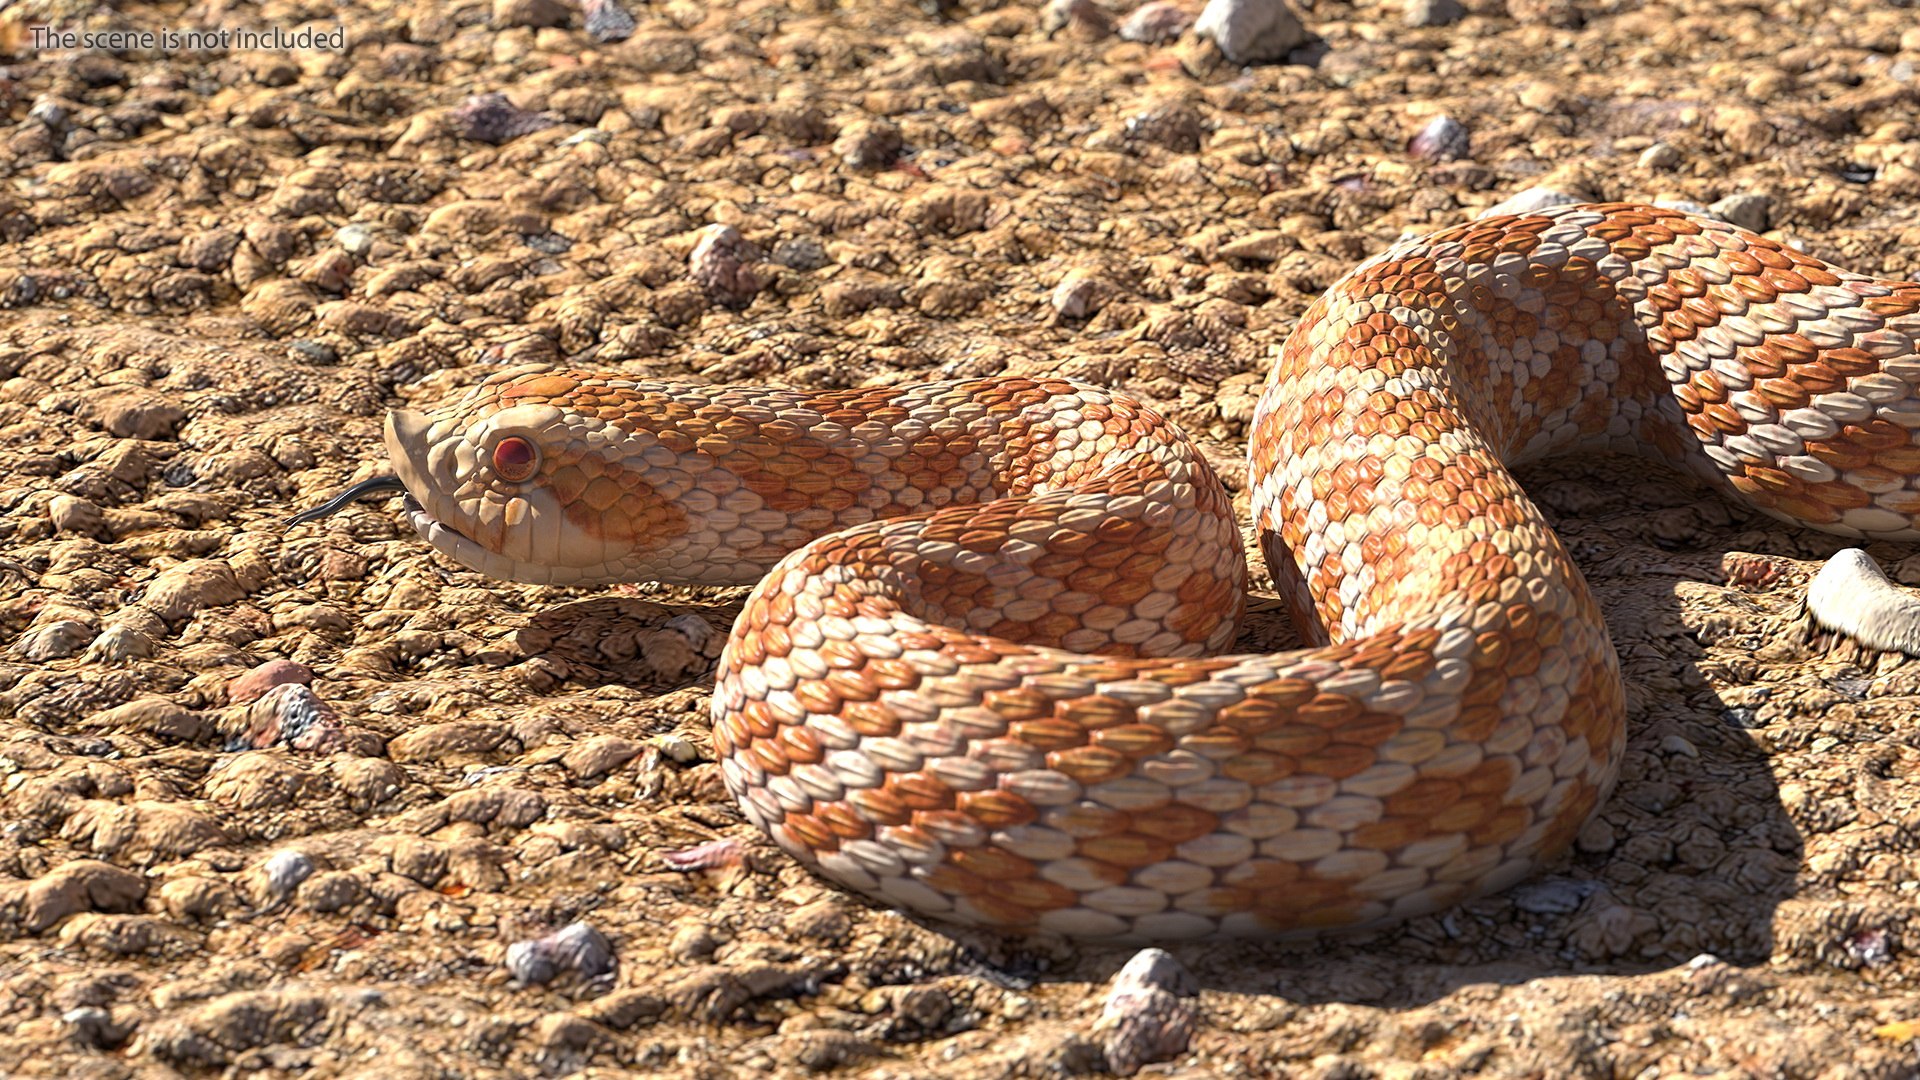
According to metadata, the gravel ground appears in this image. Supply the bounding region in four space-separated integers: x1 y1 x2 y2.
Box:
1 0 1919 1076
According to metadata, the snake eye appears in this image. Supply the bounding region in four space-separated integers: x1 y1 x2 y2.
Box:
492 437 538 482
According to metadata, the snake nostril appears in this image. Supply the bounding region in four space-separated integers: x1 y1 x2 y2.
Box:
493 437 539 482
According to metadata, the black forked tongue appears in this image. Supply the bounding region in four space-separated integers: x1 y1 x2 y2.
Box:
287 475 408 528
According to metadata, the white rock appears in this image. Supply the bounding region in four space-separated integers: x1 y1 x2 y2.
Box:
1194 0 1308 65
260 850 316 899
1479 186 1582 218
1408 114 1470 162
1094 949 1198 1076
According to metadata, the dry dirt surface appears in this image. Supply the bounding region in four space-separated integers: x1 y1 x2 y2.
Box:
1 0 1920 1076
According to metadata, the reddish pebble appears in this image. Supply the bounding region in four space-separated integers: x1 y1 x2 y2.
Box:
506 921 615 985
450 92 559 144
1096 949 1198 1076
1119 1 1195 43
228 659 314 705
663 837 747 870
1409 114 1471 162
688 225 765 309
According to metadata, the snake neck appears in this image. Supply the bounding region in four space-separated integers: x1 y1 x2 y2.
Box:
724 390 1249 661
390 371 1241 589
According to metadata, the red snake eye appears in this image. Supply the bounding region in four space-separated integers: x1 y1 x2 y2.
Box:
492 437 538 482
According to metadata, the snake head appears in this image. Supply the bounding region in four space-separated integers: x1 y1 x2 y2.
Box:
385 366 707 587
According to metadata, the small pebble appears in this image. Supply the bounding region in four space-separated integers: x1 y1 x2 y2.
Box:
1051 269 1112 320
1687 952 1725 972
142 559 245 622
667 918 723 963
1042 0 1115 39
334 224 374 256
1637 142 1681 170
688 224 764 309
580 0 637 42
1653 197 1713 218
28 95 69 130
297 870 365 914
1827 677 1871 701
1194 0 1309 65
1404 0 1464 26
654 732 699 764
298 250 357 294
235 683 340 752
525 233 575 257
260 849 316 900
62 1006 126 1050
1094 949 1197 1077
1125 101 1205 152
492 0 570 29
1507 0 1582 27
288 340 338 365
1510 877 1597 915
772 237 831 271
561 734 644 781
834 119 904 170
1575 817 1616 854
1480 186 1582 218
1118 1 1195 43
1660 734 1699 759
893 986 954 1031
1218 230 1287 261
1709 192 1771 233
450 92 560 144
506 921 616 985
1408 114 1470 162
1846 928 1893 968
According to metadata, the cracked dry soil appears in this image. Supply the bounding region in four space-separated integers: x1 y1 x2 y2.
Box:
2 0 1920 1076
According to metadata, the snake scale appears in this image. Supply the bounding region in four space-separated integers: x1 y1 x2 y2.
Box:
301 202 1920 940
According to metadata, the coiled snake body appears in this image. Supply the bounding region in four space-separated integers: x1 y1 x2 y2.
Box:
314 203 1920 939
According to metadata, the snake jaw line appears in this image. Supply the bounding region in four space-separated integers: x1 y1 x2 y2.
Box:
389 408 572 586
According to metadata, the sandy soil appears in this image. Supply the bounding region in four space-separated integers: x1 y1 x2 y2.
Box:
1 0 1919 1076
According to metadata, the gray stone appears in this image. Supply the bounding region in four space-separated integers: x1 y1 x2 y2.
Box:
1637 142 1681 170
507 921 615 985
1405 0 1465 27
1710 192 1772 233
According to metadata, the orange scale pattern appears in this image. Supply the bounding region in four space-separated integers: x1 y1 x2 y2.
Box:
395 204 1920 939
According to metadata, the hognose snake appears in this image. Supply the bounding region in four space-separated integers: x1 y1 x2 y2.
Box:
297 202 1920 939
